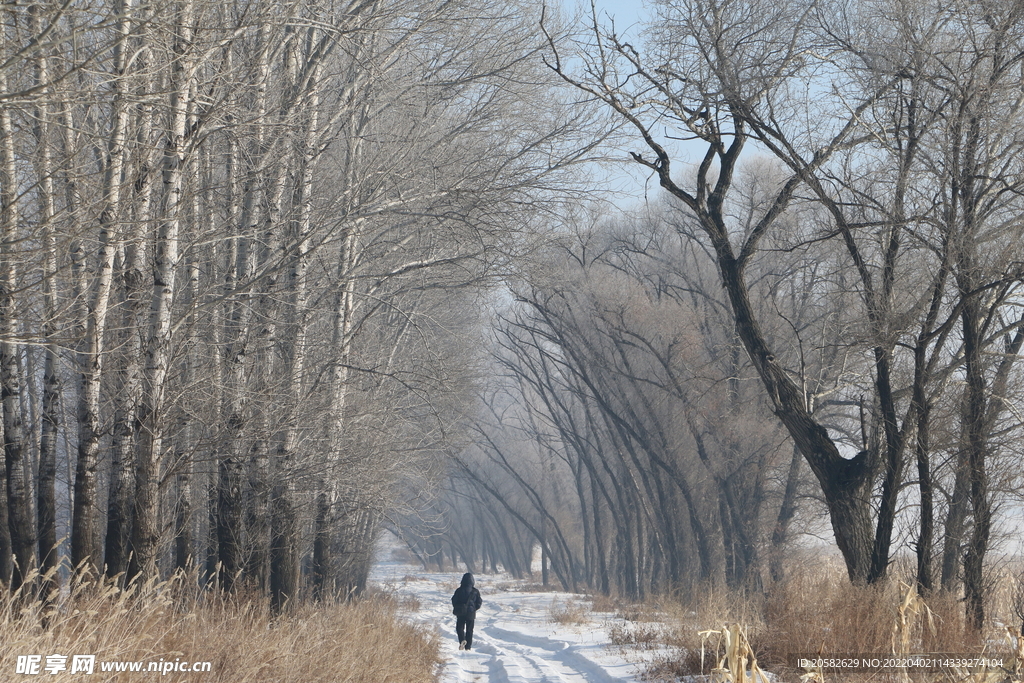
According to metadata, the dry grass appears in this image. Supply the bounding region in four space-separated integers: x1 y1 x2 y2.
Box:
627 558 1024 682
498 581 563 593
617 602 666 624
400 594 423 612
588 592 621 614
609 622 661 649
0 570 440 682
549 598 590 625
401 574 429 583
758 568 970 667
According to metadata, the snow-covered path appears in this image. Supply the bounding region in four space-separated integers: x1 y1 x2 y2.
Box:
371 556 644 683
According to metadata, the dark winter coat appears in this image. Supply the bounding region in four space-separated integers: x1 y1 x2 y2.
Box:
451 573 482 618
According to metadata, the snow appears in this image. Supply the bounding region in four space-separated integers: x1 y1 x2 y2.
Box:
370 545 649 682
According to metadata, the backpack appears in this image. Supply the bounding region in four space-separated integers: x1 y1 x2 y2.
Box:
452 588 475 617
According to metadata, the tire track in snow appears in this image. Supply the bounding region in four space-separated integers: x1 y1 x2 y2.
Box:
443 620 616 683
481 626 622 683
434 585 631 682
372 557 638 683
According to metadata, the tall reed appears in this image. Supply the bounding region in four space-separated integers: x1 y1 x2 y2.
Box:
0 567 439 682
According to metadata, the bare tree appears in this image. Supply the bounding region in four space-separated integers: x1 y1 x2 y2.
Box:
0 0 600 605
539 0 1024 631
1 6 35 592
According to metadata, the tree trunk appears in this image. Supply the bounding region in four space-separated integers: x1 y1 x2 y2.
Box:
74 0 134 575
961 295 991 633
216 53 258 589
312 490 331 600
106 72 154 581
1 51 36 592
715 251 875 582
0 464 9 586
172 161 204 573
30 1 60 599
130 0 193 582
941 461 969 591
269 483 297 612
271 49 319 609
915 401 933 593
246 119 293 591
217 457 244 590
770 444 802 584
174 470 192 572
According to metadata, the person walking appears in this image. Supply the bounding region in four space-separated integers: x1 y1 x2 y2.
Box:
451 572 482 650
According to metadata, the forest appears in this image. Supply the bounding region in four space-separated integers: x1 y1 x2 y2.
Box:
1 0 1024 647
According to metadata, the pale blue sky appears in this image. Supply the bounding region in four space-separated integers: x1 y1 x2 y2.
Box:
555 1 657 206
591 0 649 31
558 0 714 208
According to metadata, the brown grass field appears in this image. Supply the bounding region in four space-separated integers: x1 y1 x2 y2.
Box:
610 555 1024 682
0 571 440 682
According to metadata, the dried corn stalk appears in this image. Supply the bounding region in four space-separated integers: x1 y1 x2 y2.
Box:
1006 626 1024 683
893 581 935 657
698 623 770 683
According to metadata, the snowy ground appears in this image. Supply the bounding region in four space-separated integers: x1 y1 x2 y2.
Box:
370 546 651 682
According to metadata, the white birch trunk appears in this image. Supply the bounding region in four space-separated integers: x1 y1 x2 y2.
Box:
30 1 60 597
105 15 155 580
247 27 301 590
215 38 258 589
1 21 35 591
72 0 133 573
130 0 194 582
271 50 321 609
